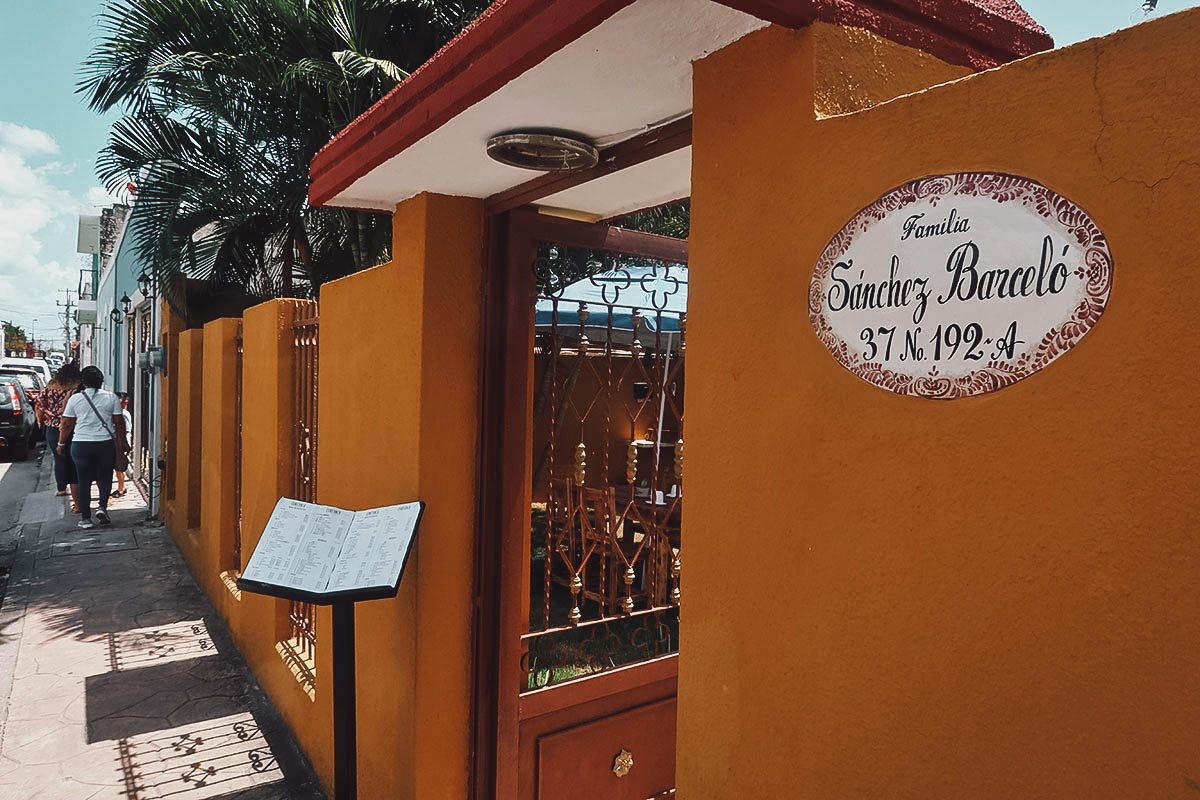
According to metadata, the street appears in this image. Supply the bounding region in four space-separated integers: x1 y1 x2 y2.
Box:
0 455 39 609
0 456 40 531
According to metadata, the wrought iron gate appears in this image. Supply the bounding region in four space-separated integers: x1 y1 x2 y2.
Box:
486 211 688 800
525 247 685 689
289 303 319 657
233 322 244 569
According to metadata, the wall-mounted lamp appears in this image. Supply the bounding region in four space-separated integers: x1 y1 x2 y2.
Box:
486 132 599 172
137 271 153 297
109 308 123 325
120 293 132 314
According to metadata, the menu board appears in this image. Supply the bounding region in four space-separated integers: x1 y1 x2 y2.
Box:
239 498 423 602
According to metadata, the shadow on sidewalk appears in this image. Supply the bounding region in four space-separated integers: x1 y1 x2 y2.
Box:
0 479 326 799
84 611 323 798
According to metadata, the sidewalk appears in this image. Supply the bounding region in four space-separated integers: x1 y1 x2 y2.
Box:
0 454 326 799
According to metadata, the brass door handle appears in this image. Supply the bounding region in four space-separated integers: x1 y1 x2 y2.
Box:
612 749 633 778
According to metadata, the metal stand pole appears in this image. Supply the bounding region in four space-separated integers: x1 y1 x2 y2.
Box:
331 600 357 800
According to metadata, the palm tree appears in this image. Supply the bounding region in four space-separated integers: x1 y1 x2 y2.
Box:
80 0 488 314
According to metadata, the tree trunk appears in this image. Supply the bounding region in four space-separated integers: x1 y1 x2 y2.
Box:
355 212 371 269
296 225 315 293
282 234 294 296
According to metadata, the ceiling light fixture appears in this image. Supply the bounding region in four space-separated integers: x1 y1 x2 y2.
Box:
486 132 599 172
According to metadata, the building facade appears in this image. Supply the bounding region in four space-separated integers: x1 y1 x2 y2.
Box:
158 2 1200 798
90 203 163 498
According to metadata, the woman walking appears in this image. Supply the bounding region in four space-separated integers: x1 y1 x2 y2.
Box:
35 362 82 511
58 367 127 529
114 392 132 497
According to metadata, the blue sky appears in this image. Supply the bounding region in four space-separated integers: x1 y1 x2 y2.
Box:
0 0 118 345
0 0 1196 343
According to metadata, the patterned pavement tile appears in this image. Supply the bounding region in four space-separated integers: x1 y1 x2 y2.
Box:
0 480 325 800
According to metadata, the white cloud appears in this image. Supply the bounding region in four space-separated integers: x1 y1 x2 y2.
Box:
0 121 60 157
0 122 90 345
85 185 121 207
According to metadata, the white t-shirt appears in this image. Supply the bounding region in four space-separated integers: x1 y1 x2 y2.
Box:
63 389 123 442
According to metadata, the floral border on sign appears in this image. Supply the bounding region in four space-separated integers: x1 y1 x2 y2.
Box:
808 172 1114 399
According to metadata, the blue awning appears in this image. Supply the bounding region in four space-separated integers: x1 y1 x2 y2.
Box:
535 264 687 334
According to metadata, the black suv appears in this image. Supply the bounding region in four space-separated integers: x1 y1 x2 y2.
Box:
0 379 36 460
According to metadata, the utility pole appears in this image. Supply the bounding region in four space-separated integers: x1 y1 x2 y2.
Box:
58 289 75 359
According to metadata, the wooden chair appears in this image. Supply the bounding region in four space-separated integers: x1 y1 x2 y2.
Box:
574 487 615 612
545 466 579 587
545 470 618 622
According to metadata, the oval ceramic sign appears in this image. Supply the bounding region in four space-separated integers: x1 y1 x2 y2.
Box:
809 172 1113 399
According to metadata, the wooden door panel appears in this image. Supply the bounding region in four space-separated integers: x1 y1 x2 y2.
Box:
538 698 676 800
518 656 677 799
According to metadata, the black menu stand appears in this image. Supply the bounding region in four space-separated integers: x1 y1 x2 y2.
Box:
236 502 424 800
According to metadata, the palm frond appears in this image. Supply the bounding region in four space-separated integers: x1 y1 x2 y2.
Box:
332 50 408 83
84 0 491 318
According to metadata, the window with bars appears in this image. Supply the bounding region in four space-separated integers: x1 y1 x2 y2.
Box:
233 323 244 571
289 303 319 653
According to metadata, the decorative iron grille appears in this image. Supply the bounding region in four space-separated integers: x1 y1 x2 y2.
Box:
524 247 685 691
137 310 153 488
233 322 244 569
290 303 319 652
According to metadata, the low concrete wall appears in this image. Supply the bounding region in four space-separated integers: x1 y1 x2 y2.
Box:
315 193 484 800
175 328 204 541
159 301 185 528
200 317 241 617
162 194 484 797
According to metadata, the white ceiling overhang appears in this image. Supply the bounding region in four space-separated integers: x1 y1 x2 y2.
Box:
321 0 769 217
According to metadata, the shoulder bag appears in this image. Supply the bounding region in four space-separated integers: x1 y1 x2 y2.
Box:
80 390 130 473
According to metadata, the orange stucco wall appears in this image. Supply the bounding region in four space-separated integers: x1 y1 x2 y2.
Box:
160 301 185 524
174 329 204 540
316 192 484 800
237 298 335 791
163 196 484 798
167 300 336 792
199 317 241 618
680 14 1200 799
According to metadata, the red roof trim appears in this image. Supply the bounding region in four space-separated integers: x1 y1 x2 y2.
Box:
309 0 1052 208
722 0 1050 66
822 0 1051 69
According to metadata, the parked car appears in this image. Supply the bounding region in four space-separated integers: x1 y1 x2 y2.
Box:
0 367 45 406
0 379 36 461
0 357 52 385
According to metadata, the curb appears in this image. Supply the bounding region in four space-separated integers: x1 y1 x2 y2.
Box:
0 450 55 752
0 522 40 753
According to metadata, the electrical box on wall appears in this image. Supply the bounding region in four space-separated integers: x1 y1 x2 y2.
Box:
75 298 98 325
138 346 167 375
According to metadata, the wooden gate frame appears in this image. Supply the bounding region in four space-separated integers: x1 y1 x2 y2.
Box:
471 208 689 800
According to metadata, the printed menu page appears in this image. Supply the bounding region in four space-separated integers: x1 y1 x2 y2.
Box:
241 498 356 593
324 502 422 593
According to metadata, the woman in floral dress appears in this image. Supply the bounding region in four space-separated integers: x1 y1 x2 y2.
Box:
35 362 81 511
